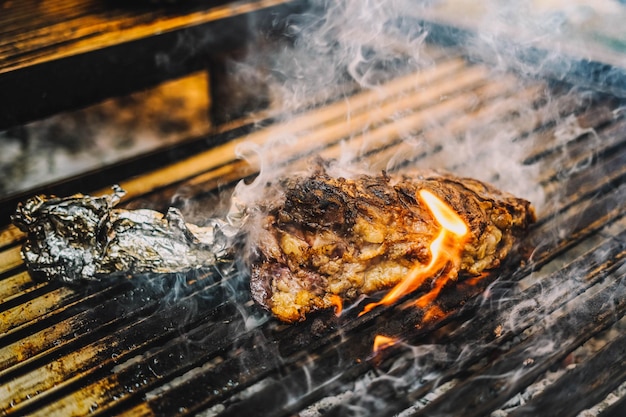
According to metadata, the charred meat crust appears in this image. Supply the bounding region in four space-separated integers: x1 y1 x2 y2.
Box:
250 171 535 323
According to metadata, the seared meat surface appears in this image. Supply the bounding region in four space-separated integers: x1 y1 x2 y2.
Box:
250 170 535 323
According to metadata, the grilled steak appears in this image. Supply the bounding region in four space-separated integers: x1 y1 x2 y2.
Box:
249 170 535 323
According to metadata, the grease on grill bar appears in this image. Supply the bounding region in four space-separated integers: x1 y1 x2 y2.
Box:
1 48 626 417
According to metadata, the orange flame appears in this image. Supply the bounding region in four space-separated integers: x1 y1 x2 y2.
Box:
328 294 343 317
373 335 399 353
360 189 469 316
420 305 446 323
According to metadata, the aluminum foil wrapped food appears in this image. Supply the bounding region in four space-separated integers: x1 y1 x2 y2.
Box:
11 186 237 283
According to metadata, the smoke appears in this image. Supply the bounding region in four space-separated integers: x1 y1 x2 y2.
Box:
263 0 428 107
230 0 597 212
226 0 436 263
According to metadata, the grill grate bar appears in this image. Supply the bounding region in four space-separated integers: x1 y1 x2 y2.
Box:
2 271 232 416
410 270 626 417
413 276 626 416
0 284 78 335
507 326 626 417
536 118 626 187
599 390 626 417
315 76 533 162
543 148 626 213
0 275 209 382
369 85 567 173
0 271 46 305
0 246 23 275
522 104 617 165
0 226 25 251
521 182 626 270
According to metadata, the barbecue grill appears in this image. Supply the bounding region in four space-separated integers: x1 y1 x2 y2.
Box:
1 1 626 416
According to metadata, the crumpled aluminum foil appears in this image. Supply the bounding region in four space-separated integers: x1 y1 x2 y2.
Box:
11 185 239 283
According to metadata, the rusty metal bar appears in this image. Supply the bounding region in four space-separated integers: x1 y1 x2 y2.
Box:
0 247 23 275
0 272 43 305
1 270 230 415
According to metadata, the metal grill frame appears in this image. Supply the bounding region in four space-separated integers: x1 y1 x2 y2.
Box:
1 12 626 417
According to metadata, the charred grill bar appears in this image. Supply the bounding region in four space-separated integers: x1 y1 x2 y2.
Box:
2 2 626 417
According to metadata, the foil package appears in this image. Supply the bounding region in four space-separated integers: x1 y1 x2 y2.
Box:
11 186 237 283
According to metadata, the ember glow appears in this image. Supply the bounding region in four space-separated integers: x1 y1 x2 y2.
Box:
360 189 469 317
372 335 399 354
329 294 343 317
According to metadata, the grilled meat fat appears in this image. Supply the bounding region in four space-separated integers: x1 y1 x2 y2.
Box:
250 170 535 323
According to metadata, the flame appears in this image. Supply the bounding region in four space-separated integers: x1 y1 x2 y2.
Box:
360 189 469 317
418 190 468 237
373 335 399 353
328 294 343 317
420 305 446 323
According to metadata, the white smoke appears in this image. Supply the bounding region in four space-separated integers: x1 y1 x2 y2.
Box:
230 0 605 212
266 0 431 109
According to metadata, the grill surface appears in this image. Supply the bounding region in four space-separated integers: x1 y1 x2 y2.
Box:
1 42 626 417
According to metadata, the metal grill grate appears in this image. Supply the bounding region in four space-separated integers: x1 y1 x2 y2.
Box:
0 46 625 417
